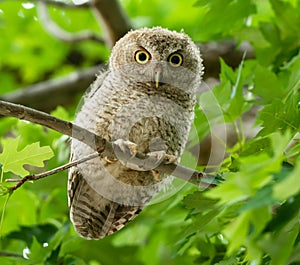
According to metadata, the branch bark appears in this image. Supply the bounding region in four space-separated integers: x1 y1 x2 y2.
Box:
37 1 104 44
91 0 132 47
0 100 218 188
0 65 103 112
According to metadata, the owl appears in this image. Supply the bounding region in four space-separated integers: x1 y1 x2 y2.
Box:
68 26 203 239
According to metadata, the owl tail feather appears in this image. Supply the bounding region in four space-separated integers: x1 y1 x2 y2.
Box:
68 172 141 240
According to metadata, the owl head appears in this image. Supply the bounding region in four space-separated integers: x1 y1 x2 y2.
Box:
109 27 203 93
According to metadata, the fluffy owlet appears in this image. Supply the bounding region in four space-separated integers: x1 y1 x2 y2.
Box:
68 27 203 239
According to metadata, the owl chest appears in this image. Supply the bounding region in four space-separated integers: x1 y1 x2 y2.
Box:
101 100 191 156
77 82 194 156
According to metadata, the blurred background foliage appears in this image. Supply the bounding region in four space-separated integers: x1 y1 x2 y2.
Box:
0 0 300 264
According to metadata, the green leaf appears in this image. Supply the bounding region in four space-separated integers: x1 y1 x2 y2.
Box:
0 183 10 196
266 192 300 232
224 211 250 254
259 22 281 46
240 186 276 212
257 97 300 136
183 208 221 237
0 136 54 178
259 217 299 265
183 191 219 214
0 188 38 235
273 160 300 200
193 0 211 6
6 223 58 246
253 65 284 103
193 0 256 41
270 0 300 37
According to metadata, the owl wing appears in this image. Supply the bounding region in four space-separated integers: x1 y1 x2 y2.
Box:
85 70 110 99
68 168 141 239
68 71 141 239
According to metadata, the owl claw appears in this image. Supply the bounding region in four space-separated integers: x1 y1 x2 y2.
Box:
112 140 177 171
112 139 141 170
113 139 137 157
164 154 177 164
146 150 166 161
146 151 177 164
104 156 118 164
151 169 161 181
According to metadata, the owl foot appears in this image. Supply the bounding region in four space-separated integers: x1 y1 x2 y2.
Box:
112 139 142 170
151 169 161 181
147 151 177 164
104 156 118 164
113 139 137 157
164 154 177 164
112 140 177 172
146 150 166 162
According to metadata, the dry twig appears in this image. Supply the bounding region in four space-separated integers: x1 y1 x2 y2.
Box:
6 153 100 191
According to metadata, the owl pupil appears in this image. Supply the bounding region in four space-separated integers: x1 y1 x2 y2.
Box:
171 56 180 65
139 53 147 61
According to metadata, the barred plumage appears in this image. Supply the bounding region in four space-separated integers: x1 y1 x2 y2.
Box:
68 27 203 239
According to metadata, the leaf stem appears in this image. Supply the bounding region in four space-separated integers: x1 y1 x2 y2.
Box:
0 192 12 237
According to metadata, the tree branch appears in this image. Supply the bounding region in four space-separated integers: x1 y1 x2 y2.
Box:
0 100 218 188
19 0 91 8
37 1 105 44
6 152 101 191
0 65 103 112
0 251 24 258
91 0 132 47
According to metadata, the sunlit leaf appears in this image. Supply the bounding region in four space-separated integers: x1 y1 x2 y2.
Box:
0 136 54 178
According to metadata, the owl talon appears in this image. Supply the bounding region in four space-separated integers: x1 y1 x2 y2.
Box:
151 169 161 181
104 156 118 164
147 151 177 164
164 154 177 164
113 139 142 170
146 150 166 162
113 139 137 157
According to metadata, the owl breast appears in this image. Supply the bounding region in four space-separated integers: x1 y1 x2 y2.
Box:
71 71 195 205
76 71 195 152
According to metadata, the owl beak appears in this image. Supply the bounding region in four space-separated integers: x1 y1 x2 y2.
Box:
155 72 161 88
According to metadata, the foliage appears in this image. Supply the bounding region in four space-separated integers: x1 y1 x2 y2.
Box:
0 0 300 264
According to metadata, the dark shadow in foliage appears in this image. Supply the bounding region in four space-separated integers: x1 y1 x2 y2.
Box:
6 223 58 246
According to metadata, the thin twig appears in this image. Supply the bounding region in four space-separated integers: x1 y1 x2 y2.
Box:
0 251 24 258
13 0 91 8
37 1 105 44
6 153 100 191
0 100 218 189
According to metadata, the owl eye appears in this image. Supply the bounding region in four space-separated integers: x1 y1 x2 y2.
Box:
135 50 151 64
168 53 183 67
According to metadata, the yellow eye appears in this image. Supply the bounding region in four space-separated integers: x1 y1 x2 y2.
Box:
168 53 183 67
135 50 151 64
